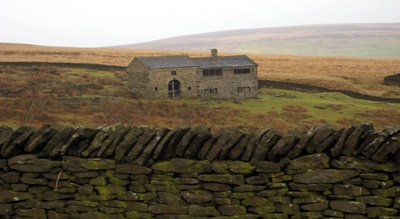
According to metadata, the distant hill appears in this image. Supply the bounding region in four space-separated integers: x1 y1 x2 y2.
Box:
112 23 400 58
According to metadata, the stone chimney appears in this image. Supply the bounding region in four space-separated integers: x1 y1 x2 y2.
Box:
211 49 218 58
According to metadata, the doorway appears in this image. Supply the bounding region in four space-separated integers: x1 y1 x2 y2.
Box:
168 80 180 98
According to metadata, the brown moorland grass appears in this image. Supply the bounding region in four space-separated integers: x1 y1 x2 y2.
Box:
1 43 400 133
1 43 400 98
0 61 399 133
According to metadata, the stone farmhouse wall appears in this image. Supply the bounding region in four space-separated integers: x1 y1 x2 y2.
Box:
197 67 258 99
1 123 400 219
126 57 258 99
126 59 151 98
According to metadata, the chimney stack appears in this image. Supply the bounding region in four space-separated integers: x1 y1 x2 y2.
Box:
211 49 218 58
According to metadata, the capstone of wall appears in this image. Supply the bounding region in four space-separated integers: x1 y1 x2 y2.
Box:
1 123 400 219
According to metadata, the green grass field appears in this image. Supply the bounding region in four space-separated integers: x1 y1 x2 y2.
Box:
233 36 400 58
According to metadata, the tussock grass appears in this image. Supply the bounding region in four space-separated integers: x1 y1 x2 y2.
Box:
0 44 400 132
1 43 400 98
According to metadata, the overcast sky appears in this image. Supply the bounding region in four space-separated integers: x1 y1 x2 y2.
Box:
1 0 399 48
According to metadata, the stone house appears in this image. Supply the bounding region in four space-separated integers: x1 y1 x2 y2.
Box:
383 73 400 86
126 49 258 99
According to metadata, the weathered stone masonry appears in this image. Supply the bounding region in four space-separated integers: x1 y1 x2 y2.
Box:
0 123 400 218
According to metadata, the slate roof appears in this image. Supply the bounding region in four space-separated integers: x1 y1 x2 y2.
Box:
136 56 198 69
193 56 257 68
136 55 257 69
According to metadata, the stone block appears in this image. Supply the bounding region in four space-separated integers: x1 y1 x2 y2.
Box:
362 127 398 159
330 126 355 158
241 129 269 161
293 169 359 183
250 129 281 164
125 128 157 162
15 208 46 219
367 207 397 217
323 209 344 218
188 204 220 216
333 184 370 196
228 133 254 160
267 196 291 204
242 196 273 207
288 127 316 159
175 125 209 157
331 156 371 171
152 158 211 174
360 172 390 180
286 153 330 174
181 190 213 203
1 171 20 183
291 211 323 219
0 204 13 216
275 203 300 215
8 154 62 172
342 123 373 156
57 127 99 157
158 192 184 205
10 184 28 192
95 184 126 196
0 190 33 203
288 182 333 192
35 200 66 209
301 200 329 211
256 161 281 173
38 127 73 157
116 192 157 201
234 185 266 192
218 205 247 216
198 174 244 185
101 200 148 211
202 183 231 192
113 127 144 161
372 187 400 198
149 204 188 214
257 188 289 197
89 176 107 186
245 176 265 185
2 126 35 158
206 129 238 161
247 205 275 214
330 200 366 214
62 156 115 172
231 192 256 199
134 127 170 165
115 163 151 174
267 135 298 162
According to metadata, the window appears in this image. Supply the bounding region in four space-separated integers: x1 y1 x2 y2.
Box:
234 68 251 74
203 69 222 76
154 87 158 91
188 87 192 90
204 88 218 94
237 87 250 92
171 71 177 75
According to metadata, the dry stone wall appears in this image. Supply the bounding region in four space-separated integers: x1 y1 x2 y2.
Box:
1 123 400 219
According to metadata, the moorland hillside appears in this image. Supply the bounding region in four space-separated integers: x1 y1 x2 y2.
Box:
112 23 400 58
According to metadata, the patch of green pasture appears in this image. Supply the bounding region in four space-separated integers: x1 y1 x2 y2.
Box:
62 67 115 78
189 88 400 126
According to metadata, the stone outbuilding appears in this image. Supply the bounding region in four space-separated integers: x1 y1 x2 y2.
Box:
384 73 400 86
126 49 258 99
